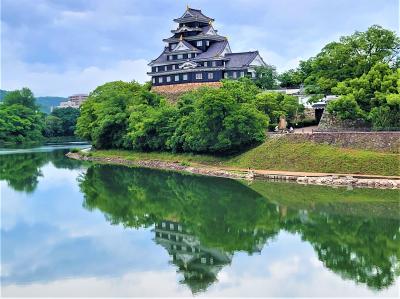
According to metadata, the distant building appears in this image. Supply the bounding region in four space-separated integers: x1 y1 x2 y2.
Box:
57 94 88 109
148 6 267 93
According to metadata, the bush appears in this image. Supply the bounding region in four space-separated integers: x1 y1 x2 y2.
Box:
70 148 80 153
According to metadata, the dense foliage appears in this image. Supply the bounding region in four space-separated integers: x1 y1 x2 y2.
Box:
0 89 45 143
255 92 304 124
295 25 400 95
44 107 80 137
275 25 400 129
0 87 82 143
77 79 296 153
253 65 278 89
327 63 400 128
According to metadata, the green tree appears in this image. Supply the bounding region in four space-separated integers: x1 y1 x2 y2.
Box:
44 115 63 137
254 65 278 89
278 69 303 88
125 100 178 151
50 107 80 136
255 92 304 123
0 104 44 143
76 81 154 149
169 87 268 153
3 87 38 110
297 25 400 94
328 63 399 128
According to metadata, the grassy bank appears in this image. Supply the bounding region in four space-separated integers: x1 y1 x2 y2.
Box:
89 136 400 176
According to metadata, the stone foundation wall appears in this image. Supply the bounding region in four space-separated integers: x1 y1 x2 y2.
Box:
317 111 369 131
152 82 222 102
287 132 400 153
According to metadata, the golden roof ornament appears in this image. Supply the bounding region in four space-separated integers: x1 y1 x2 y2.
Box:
186 4 189 10
179 34 183 41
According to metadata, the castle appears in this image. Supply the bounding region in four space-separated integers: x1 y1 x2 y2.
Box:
148 7 267 93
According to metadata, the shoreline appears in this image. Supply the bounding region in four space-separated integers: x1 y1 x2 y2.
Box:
66 152 400 189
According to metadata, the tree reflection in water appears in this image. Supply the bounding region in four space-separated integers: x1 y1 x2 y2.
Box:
79 164 400 293
0 149 83 193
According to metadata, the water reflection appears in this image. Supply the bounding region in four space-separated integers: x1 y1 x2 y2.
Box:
79 164 400 293
0 144 88 193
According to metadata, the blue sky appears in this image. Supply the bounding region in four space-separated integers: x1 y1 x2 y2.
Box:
1 0 399 96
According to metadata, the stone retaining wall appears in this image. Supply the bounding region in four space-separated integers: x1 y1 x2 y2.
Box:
288 131 400 153
152 82 222 102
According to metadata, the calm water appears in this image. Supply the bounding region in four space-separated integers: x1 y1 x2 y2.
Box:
1 144 399 297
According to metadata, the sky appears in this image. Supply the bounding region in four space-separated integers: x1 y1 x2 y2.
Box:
1 0 399 97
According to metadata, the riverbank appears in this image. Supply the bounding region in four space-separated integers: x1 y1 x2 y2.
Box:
67 147 400 189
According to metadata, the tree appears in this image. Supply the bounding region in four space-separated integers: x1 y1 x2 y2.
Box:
326 95 364 120
255 92 304 124
278 69 303 88
296 25 400 95
3 87 38 110
50 107 80 136
168 86 268 153
328 63 399 128
124 100 178 151
44 115 63 137
76 81 154 149
253 65 278 89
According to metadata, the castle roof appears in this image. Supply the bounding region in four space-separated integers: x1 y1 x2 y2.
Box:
174 8 214 24
193 40 229 60
225 51 261 69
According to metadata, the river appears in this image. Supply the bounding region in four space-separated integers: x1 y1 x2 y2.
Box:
1 144 399 297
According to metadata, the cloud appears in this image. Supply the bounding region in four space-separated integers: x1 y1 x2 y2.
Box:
2 58 149 96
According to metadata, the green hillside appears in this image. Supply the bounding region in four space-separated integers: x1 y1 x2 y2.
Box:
0 89 67 113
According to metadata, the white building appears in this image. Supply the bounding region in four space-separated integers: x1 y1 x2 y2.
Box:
58 94 88 109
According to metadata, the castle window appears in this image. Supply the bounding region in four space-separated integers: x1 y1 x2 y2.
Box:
166 76 171 82
174 75 179 81
233 72 237 78
177 54 183 59
240 71 245 77
208 72 214 79
172 64 176 70
212 61 217 67
161 222 166 228
167 56 171 61
171 43 176 50
201 257 207 264
178 225 182 231
196 73 203 80
164 66 167 71
183 74 188 80
196 40 202 47
188 53 192 58
155 66 159 72
224 73 228 79
169 223 174 229
159 77 163 83
206 40 210 46
204 61 208 67
152 78 155 84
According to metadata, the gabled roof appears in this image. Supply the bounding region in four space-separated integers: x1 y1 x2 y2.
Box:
194 40 230 60
174 7 214 23
225 51 261 68
171 39 201 52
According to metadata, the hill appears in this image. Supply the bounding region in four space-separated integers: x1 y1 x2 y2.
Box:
0 89 67 113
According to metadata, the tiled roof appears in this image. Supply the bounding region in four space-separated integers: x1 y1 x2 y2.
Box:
175 40 201 52
225 51 259 68
149 48 169 65
174 8 214 23
194 40 228 60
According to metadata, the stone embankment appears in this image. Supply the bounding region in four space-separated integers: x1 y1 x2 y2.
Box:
67 152 400 189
